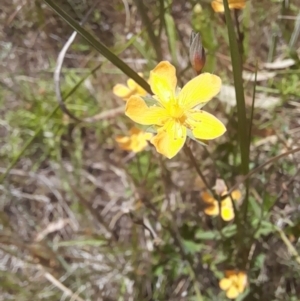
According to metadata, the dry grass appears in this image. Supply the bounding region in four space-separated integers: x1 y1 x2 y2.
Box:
1 1 300 300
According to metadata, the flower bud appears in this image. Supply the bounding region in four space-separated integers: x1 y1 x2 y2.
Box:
189 31 206 75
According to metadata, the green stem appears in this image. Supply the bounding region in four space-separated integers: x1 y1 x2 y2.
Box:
223 0 249 176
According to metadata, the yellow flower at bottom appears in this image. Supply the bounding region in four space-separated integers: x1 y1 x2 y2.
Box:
211 0 246 13
115 127 153 153
201 189 241 221
113 73 147 100
219 270 247 299
125 61 226 159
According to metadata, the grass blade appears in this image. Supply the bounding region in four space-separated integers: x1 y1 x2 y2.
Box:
223 1 249 175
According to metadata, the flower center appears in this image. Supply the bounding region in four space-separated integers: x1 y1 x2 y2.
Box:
168 101 185 119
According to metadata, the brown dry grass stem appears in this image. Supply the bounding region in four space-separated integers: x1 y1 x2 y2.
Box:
227 146 300 196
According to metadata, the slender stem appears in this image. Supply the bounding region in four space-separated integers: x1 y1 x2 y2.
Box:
227 146 300 195
277 227 300 265
223 0 249 175
184 144 213 196
233 9 244 59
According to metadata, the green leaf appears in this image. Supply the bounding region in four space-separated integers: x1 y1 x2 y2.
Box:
196 230 221 240
221 224 237 238
182 240 202 254
253 220 275 238
249 196 262 218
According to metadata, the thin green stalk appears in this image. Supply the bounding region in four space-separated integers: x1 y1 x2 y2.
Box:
227 146 300 195
276 227 300 265
233 9 244 58
223 0 249 175
243 64 257 220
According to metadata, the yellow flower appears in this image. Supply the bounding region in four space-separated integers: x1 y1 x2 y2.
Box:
219 270 247 299
211 0 246 13
113 73 147 100
125 61 226 159
201 188 241 221
115 127 153 153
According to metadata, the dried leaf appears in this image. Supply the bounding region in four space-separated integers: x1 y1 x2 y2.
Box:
263 59 295 70
253 93 281 109
242 70 276 82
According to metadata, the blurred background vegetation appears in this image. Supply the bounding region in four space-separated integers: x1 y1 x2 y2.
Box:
0 0 300 300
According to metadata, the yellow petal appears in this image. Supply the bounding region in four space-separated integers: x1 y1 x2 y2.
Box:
136 85 147 96
221 197 232 207
178 73 222 109
143 132 154 140
225 270 237 278
115 136 130 143
219 278 232 291
136 73 148 96
131 139 149 153
230 3 245 10
237 272 247 292
127 78 138 90
229 0 246 10
113 84 132 99
149 61 177 106
201 191 216 204
231 189 242 200
150 120 186 159
115 136 131 151
204 202 219 216
221 206 235 221
127 73 144 90
187 110 226 140
125 96 169 126
116 128 153 153
211 1 225 12
129 127 142 135
211 0 245 13
130 127 153 140
126 78 147 97
226 286 240 299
